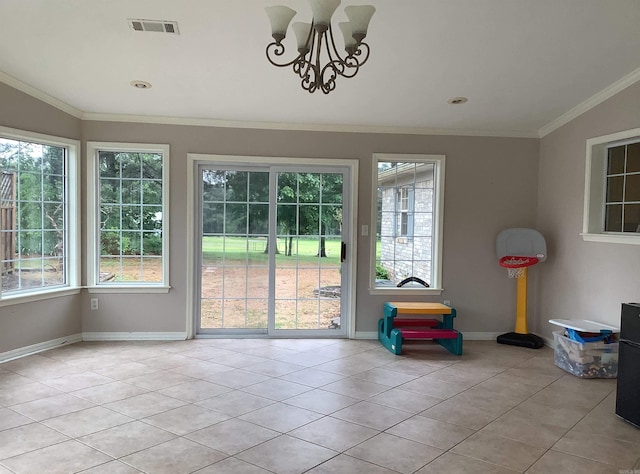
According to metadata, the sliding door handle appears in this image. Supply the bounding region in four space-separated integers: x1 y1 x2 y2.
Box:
341 242 346 263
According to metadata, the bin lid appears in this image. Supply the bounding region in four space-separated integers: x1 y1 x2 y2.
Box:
549 319 619 333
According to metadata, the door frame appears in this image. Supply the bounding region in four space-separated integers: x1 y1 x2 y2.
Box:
185 153 358 339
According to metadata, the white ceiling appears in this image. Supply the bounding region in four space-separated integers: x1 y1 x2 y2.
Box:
1 0 640 137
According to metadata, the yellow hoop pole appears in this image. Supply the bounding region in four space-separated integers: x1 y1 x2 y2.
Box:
514 267 528 334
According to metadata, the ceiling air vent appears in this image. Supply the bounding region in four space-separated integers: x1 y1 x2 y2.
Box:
128 19 180 34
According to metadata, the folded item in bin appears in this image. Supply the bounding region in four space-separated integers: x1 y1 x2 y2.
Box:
565 328 616 344
556 335 595 364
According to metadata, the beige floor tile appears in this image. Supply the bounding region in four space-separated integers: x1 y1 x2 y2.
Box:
306 453 399 473
424 366 493 387
346 432 443 473
186 418 279 455
387 415 475 450
78 420 175 458
0 371 33 388
157 379 231 402
451 431 546 472
71 380 148 404
419 398 505 430
283 388 359 414
216 353 268 369
288 416 378 451
400 375 466 399
511 399 589 428
243 360 305 377
41 371 114 392
368 387 443 414
275 350 338 367
0 408 33 431
123 370 196 391
553 429 640 468
415 452 518 474
481 410 568 449
68 459 142 473
529 384 610 412
93 361 160 380
350 367 419 387
195 457 272 473
1 439 112 474
137 353 194 370
167 360 234 378
332 400 412 430
120 437 227 474
9 393 95 421
203 368 270 388
42 406 132 438
313 358 380 376
196 389 275 416
0 381 62 407
0 423 68 460
237 435 338 474
142 403 230 435
103 391 188 418
526 449 618 474
278 367 344 387
380 359 446 377
238 402 324 432
240 378 311 401
321 377 390 399
573 404 640 445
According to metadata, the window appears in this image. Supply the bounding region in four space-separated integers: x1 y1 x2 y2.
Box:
87 142 169 290
371 154 445 293
0 127 79 300
396 187 414 237
584 128 640 245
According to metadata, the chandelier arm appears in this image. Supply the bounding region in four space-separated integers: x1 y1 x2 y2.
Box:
326 26 348 67
266 42 303 68
354 42 371 66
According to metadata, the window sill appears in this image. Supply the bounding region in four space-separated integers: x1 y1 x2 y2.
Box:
369 287 443 296
581 233 640 245
87 286 171 294
0 287 81 307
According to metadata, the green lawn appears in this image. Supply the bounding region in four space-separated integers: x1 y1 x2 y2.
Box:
201 236 341 265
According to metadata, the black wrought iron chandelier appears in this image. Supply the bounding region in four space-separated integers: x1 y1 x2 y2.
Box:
265 0 375 94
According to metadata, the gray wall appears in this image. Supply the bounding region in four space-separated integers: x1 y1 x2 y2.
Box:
534 80 640 339
81 121 539 335
0 83 82 353
1 79 543 352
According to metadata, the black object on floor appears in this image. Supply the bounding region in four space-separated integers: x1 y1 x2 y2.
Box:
497 331 545 349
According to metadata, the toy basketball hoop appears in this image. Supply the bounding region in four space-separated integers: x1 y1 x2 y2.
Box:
499 255 539 279
495 228 547 349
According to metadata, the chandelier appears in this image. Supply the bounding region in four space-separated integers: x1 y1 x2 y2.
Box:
265 0 376 94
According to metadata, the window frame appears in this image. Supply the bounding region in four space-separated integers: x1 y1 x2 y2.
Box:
370 153 445 295
583 128 640 245
86 142 170 292
0 126 80 305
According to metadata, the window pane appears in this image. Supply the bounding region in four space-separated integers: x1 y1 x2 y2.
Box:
625 174 640 202
226 171 247 201
605 204 622 232
375 157 440 288
95 146 166 285
627 143 640 173
606 176 624 202
623 204 640 233
608 146 625 174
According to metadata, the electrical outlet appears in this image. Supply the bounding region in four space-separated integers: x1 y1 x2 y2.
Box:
90 298 99 311
444 300 451 306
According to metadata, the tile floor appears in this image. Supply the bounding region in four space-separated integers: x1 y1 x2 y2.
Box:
0 338 639 473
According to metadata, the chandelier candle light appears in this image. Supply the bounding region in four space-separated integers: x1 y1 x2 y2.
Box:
265 0 375 94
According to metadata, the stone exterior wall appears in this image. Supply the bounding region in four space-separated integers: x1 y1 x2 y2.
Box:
378 165 434 285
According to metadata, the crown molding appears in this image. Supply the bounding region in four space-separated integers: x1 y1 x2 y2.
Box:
0 71 83 119
538 66 640 138
81 112 538 138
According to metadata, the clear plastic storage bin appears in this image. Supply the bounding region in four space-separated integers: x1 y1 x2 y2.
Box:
553 331 618 378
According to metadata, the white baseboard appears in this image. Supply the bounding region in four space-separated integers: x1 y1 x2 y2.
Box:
82 332 187 341
0 333 83 363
